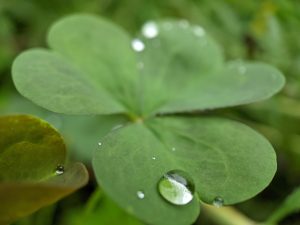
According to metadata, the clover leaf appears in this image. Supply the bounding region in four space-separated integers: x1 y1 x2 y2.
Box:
11 14 285 225
0 115 88 224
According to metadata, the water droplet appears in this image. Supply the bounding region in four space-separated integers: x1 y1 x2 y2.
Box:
98 142 102 146
158 170 194 205
55 165 64 175
213 196 224 208
238 66 246 74
137 62 144 69
152 156 156 160
163 22 173 30
142 21 159 39
131 39 145 52
171 147 176 151
193 26 205 37
137 191 145 199
179 20 189 29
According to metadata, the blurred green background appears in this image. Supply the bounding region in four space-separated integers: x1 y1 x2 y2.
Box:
1 0 300 224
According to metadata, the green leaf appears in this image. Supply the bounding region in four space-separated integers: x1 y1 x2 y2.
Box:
0 115 88 224
47 14 139 113
12 49 124 115
266 187 300 224
93 117 276 225
136 21 285 115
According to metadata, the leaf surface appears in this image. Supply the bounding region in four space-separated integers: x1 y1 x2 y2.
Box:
12 49 124 115
93 117 276 225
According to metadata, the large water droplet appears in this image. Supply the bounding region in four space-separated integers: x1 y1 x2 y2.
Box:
55 165 64 175
142 21 159 39
137 191 145 199
158 170 194 205
131 39 145 52
213 196 224 208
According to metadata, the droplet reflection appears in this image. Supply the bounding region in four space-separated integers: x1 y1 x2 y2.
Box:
55 165 64 175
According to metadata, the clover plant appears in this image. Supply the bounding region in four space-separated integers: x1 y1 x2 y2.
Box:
11 14 285 225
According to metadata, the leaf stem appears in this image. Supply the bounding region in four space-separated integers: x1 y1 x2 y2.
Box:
84 188 103 214
201 203 260 225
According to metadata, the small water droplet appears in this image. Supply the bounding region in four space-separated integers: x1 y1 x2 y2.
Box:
98 142 102 146
131 39 145 52
213 196 224 208
152 156 156 160
179 20 189 29
171 147 176 151
55 165 64 175
163 22 173 30
193 26 205 37
137 191 145 199
158 170 194 205
142 21 159 39
238 66 247 74
137 62 144 69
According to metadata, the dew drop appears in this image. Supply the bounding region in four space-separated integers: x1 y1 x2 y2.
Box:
55 165 64 175
131 39 145 52
163 22 173 30
137 62 144 69
179 20 189 29
158 170 194 205
98 142 102 146
238 66 247 74
142 21 159 39
193 26 205 37
213 196 224 208
137 191 145 199
152 156 156 160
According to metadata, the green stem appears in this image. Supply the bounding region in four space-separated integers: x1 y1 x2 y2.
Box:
84 188 103 214
202 203 261 225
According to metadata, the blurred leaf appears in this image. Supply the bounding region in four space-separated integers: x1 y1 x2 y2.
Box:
0 115 88 224
66 191 143 225
12 49 125 115
1 93 129 161
93 117 276 225
12 14 285 118
266 187 300 224
47 14 139 113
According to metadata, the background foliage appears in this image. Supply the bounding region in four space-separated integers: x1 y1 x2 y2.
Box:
1 0 300 224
